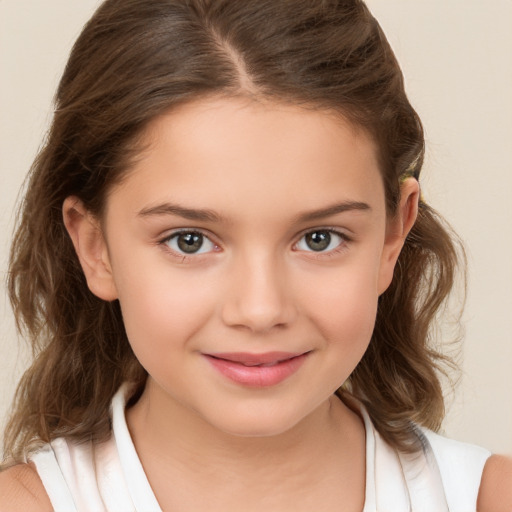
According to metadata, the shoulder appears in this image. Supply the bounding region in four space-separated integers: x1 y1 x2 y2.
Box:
477 454 512 512
420 429 491 511
422 428 491 482
0 463 52 512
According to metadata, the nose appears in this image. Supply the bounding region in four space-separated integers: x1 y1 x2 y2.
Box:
220 251 297 333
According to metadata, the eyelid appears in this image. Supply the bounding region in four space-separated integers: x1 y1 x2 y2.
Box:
293 227 351 254
159 228 221 256
156 226 351 260
159 226 218 242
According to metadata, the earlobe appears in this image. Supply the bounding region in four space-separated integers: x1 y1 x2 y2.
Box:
378 178 420 294
62 196 118 301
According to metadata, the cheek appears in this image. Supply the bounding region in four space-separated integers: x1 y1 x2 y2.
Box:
297 257 381 350
112 256 218 355
315 278 378 386
319 282 377 345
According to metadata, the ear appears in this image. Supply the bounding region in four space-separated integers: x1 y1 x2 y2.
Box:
378 178 420 294
62 196 118 301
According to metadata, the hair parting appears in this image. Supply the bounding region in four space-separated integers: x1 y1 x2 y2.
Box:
4 0 462 463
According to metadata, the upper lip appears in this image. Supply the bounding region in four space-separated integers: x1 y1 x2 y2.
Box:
204 351 307 365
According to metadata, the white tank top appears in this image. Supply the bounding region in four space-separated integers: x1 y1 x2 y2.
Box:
29 384 491 511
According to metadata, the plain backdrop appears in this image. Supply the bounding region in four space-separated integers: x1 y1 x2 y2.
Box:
1 0 511 456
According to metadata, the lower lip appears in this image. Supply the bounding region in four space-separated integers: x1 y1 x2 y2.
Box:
204 353 308 387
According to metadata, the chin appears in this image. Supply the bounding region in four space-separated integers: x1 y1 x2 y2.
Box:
204 404 308 439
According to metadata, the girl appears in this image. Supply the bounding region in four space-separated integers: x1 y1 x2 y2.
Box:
1 0 510 510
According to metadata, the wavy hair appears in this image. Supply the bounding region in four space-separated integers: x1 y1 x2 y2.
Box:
4 0 461 461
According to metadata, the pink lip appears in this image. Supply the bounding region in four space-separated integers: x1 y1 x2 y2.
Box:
203 351 309 387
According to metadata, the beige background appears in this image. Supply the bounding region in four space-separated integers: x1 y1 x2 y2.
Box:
1 0 511 456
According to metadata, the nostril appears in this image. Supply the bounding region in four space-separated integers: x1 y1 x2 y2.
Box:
220 264 297 332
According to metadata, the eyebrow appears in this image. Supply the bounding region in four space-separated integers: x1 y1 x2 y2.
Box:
294 201 371 223
137 200 371 223
138 203 225 223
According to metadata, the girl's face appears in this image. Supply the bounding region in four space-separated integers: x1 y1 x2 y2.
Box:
67 97 416 437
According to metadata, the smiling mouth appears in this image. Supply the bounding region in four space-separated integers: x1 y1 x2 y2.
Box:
203 351 310 387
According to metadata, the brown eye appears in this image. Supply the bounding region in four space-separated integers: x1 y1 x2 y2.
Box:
165 231 215 254
177 232 203 253
296 230 345 253
305 231 331 251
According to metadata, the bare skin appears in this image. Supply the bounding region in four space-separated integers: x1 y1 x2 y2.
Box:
125 382 365 512
0 464 52 512
2 447 512 511
477 455 512 512
2 99 511 511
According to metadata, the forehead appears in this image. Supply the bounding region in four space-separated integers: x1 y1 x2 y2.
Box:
106 97 385 221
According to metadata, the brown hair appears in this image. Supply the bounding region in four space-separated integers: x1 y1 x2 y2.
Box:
4 0 461 461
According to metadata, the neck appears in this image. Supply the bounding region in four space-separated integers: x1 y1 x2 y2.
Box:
126 379 366 510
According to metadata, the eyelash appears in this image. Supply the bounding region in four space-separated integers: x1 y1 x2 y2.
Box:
159 229 220 260
293 228 351 258
158 228 351 260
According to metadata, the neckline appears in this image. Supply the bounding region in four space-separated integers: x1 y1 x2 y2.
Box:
109 384 401 512
112 384 163 512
